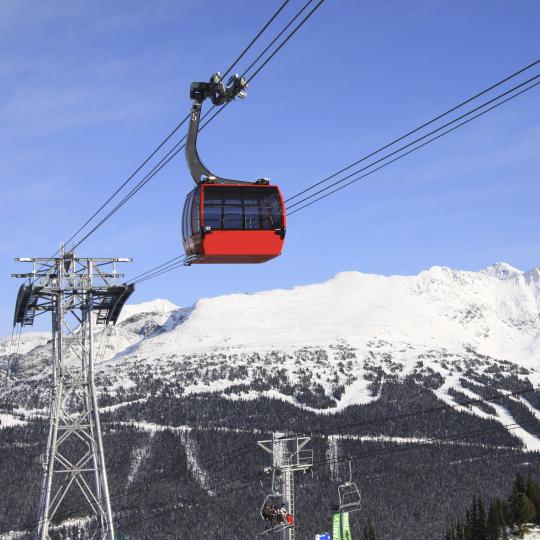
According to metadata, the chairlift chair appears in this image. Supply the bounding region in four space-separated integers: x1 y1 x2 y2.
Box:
337 458 361 513
260 470 294 535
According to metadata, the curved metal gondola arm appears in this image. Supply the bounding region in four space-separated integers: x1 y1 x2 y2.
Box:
185 72 269 186
186 100 219 184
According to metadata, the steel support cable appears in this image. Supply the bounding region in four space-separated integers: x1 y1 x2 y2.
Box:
30 54 540 284
240 0 316 79
63 1 292 253
130 258 189 285
127 256 187 284
132 264 185 284
120 0 327 284
358 447 530 480
69 104 224 250
24 115 191 284
244 0 325 83
285 56 540 204
95 385 540 510
69 0 325 252
288 77 540 215
0 406 263 535
221 0 292 79
126 64 538 286
30 385 540 493
151 424 536 536
65 114 191 250
54 469 265 539
158 421 540 537
2 385 537 535
287 73 540 211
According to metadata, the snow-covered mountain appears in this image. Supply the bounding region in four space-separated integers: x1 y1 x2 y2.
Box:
2 262 540 448
2 263 540 540
112 262 540 363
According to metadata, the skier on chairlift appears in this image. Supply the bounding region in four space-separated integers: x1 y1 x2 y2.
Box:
262 502 279 526
262 501 294 528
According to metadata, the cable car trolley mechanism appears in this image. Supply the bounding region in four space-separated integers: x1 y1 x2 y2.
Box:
182 72 286 264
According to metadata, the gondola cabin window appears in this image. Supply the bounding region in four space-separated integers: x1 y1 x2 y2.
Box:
202 186 283 230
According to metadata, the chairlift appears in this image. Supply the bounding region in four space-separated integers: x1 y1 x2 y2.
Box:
260 470 294 535
337 458 361 513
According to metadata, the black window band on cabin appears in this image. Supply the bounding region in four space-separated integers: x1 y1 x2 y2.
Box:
203 187 283 231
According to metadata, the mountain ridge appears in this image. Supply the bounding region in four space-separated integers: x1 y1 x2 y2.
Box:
2 263 540 539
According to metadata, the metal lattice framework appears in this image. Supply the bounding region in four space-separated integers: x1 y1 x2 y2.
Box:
258 435 313 540
12 250 133 540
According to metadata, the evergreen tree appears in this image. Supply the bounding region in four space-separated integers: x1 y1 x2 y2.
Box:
363 518 377 540
486 500 500 540
455 520 465 540
512 473 526 495
477 496 487 540
526 473 540 525
464 509 472 540
509 491 535 536
494 498 507 531
471 497 479 540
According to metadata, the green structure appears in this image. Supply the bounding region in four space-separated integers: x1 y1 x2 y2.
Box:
332 512 352 539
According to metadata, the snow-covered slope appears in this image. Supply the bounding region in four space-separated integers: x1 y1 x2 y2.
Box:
523 528 540 539
106 262 540 366
2 263 540 448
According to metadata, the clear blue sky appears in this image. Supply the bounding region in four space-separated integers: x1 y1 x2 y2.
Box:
1 0 539 336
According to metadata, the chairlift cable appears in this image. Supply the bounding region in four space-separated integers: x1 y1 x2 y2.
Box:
89 419 540 538
2 386 537 536
172 386 540 472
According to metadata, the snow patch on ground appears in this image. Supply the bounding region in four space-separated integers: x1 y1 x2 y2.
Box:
179 430 215 496
523 527 540 539
127 431 156 486
327 435 339 482
0 412 27 428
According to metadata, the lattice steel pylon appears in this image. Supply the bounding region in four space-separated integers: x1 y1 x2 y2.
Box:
258 435 313 540
12 249 134 539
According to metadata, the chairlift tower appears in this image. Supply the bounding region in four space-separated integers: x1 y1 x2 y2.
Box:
258 435 313 540
12 249 134 540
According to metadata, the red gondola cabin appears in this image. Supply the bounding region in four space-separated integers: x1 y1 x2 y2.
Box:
182 183 286 264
